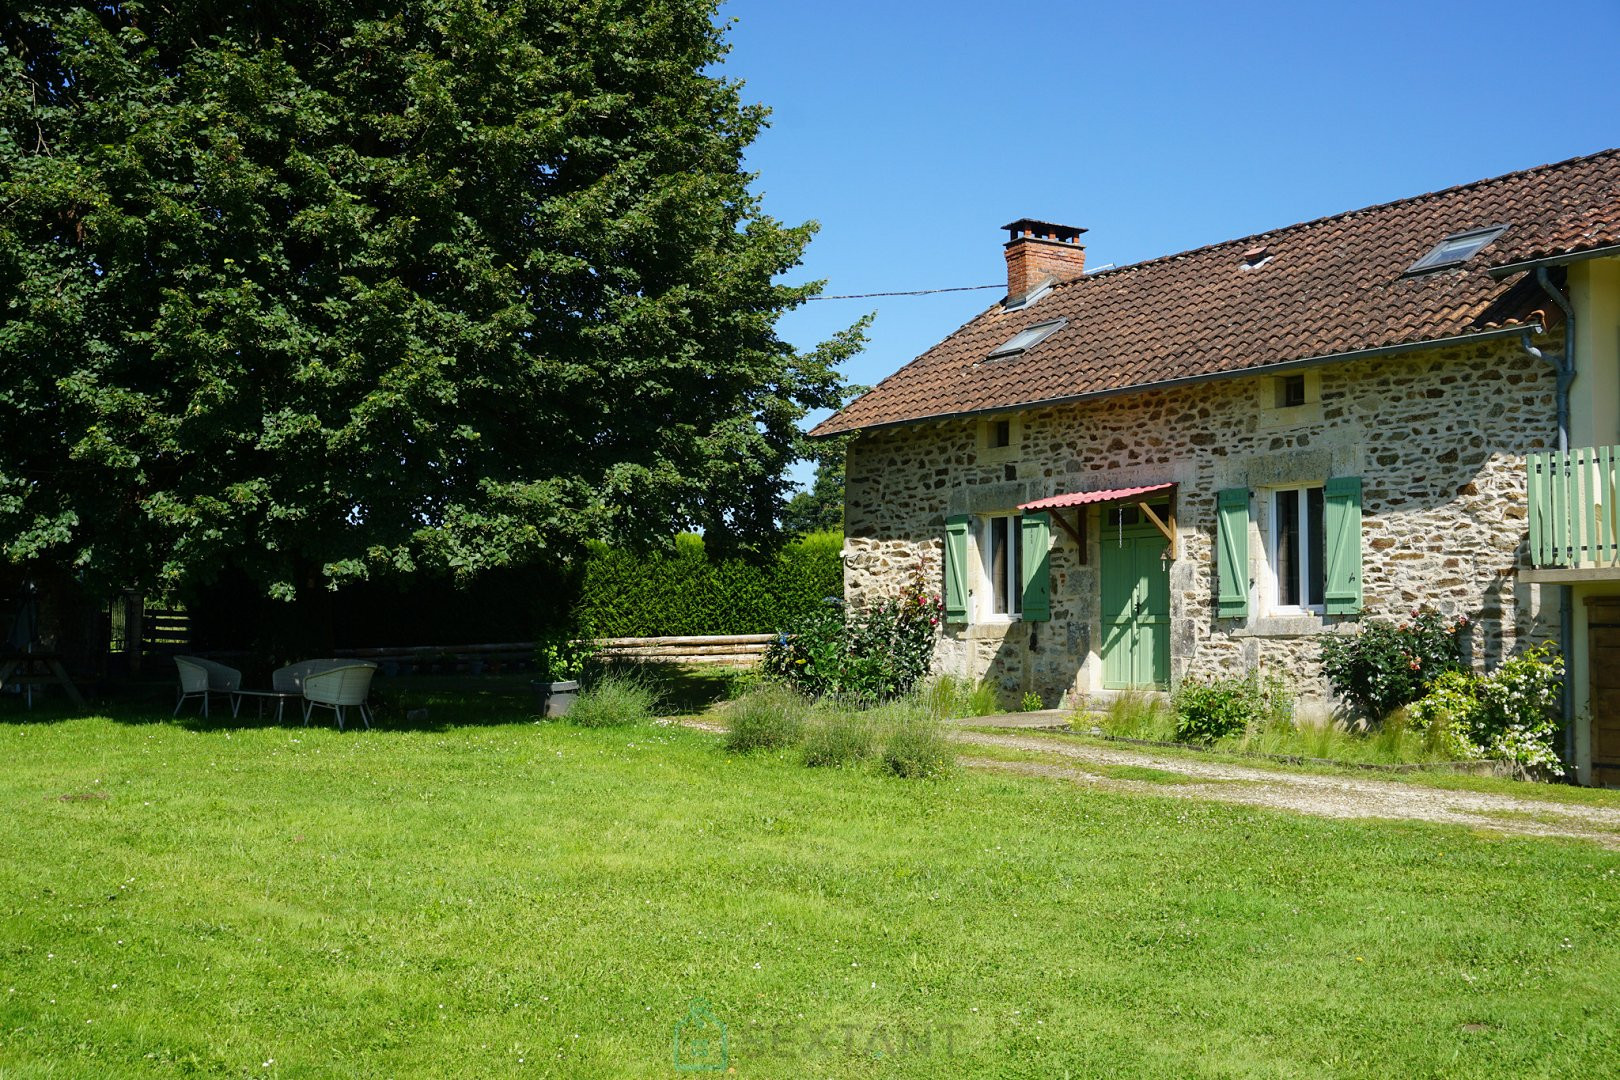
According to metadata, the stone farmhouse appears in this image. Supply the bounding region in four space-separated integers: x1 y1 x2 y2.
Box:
812 148 1620 786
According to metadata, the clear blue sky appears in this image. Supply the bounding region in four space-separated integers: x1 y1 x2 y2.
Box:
716 0 1620 488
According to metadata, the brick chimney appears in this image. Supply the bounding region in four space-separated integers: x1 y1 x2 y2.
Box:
1003 219 1087 301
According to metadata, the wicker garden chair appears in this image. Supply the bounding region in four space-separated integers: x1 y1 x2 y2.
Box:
300 662 378 731
271 659 351 695
173 655 242 718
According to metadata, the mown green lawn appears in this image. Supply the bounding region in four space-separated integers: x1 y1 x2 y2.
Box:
0 707 1617 1078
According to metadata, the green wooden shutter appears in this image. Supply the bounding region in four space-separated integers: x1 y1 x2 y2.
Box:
944 515 970 624
1215 488 1250 618
1323 476 1363 615
1020 512 1051 622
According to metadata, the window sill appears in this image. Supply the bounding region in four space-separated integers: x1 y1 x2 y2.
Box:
965 618 1022 639
1256 402 1323 430
1231 615 1327 639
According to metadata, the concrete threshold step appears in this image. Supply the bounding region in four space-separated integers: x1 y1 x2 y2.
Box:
953 710 1073 731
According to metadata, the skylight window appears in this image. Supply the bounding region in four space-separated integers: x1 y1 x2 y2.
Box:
988 318 1066 360
1405 225 1508 275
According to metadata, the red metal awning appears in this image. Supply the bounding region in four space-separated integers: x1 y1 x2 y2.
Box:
1018 482 1176 512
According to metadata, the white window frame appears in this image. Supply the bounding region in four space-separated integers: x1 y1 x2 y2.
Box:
1266 485 1326 615
975 513 1023 623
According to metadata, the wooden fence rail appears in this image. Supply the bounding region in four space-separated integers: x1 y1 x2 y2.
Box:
594 634 775 668
195 635 778 671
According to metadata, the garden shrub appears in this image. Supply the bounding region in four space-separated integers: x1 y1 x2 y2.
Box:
1172 680 1252 743
576 531 842 638
1409 645 1565 773
724 684 809 753
762 599 846 698
565 671 659 727
1320 610 1469 722
876 702 955 779
1404 671 1483 759
763 571 942 702
802 706 878 768
1172 674 1293 744
1472 646 1564 772
534 630 601 684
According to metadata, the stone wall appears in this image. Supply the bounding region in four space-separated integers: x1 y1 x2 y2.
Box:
842 335 1561 709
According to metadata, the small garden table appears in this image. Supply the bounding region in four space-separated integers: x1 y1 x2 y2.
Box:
230 688 303 723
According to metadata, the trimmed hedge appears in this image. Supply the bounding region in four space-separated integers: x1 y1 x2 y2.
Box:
577 532 842 638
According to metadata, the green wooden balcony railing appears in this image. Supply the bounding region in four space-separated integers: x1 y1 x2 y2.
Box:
1527 445 1620 568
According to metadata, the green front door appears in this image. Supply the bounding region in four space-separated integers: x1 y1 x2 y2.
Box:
1100 525 1170 690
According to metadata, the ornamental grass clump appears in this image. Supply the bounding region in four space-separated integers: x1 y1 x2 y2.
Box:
724 684 809 753
875 701 956 779
565 671 658 728
801 705 878 768
1320 609 1469 723
922 676 1001 720
1083 691 1177 741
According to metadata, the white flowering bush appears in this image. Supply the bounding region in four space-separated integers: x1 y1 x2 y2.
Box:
1408 645 1564 774
1472 646 1565 773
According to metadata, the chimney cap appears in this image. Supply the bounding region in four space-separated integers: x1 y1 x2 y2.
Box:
1003 219 1087 245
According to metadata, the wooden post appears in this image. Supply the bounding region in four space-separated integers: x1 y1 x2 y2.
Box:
125 593 144 675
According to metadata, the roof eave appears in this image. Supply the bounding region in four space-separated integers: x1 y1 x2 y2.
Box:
810 322 1544 438
1489 241 1620 279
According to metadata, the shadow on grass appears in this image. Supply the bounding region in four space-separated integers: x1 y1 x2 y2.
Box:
0 663 746 733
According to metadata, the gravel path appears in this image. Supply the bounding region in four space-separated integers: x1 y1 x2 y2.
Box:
672 716 1620 846
956 731 1620 848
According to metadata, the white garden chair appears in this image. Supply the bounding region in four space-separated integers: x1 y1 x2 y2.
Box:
301 662 378 730
173 655 242 718
271 658 351 694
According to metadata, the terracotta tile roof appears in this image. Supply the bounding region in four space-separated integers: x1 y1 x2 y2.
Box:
813 147 1620 436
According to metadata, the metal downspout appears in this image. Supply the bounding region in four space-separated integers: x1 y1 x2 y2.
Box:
1532 267 1578 773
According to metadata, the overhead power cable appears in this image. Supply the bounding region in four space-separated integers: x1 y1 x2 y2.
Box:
806 283 1004 301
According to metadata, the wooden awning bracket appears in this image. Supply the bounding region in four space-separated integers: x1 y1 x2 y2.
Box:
1138 493 1178 560
1050 507 1085 554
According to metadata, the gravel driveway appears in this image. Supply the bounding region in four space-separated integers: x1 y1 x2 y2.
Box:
957 730 1620 848
675 716 1620 847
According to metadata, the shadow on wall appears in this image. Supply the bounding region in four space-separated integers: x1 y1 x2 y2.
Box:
945 620 1085 712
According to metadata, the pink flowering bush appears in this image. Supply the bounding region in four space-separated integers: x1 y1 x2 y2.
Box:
1319 609 1470 722
763 569 943 701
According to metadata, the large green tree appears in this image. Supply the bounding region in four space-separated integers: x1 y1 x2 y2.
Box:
781 434 846 537
0 1 857 613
